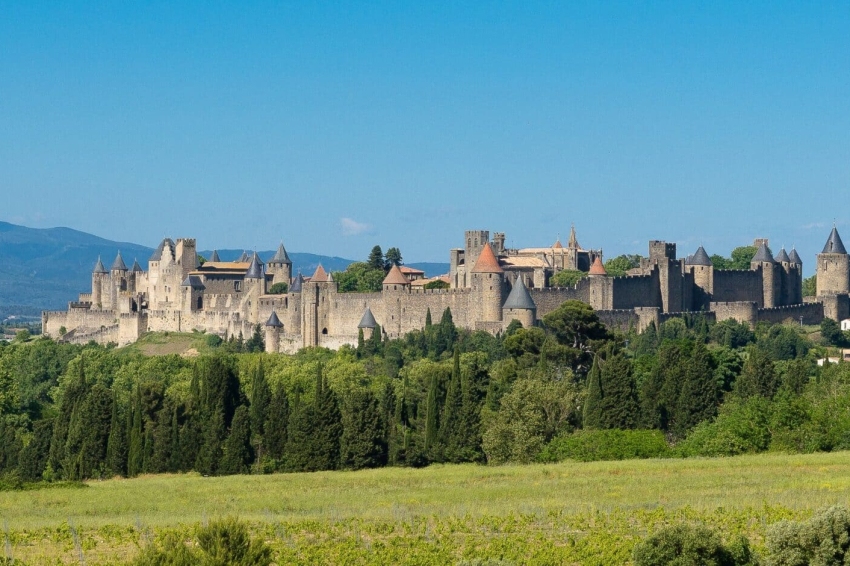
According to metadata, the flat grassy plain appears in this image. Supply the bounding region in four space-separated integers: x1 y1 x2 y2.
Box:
3 452 850 564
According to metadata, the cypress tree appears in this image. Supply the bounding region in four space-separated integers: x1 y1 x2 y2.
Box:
177 417 202 472
583 352 605 429
675 342 718 435
220 405 253 475
312 364 343 470
0 419 21 474
389 376 409 466
49 357 88 478
106 393 128 477
424 371 440 456
357 328 365 356
598 346 639 430
18 419 53 481
341 389 387 470
657 343 687 431
285 391 316 472
127 388 144 477
736 347 778 399
168 404 181 473
249 359 271 462
457 351 484 462
142 424 154 474
149 405 173 474
76 384 113 479
264 385 289 462
439 348 464 462
196 408 225 475
425 308 432 328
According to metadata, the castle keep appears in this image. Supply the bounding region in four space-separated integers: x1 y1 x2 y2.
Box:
42 227 850 352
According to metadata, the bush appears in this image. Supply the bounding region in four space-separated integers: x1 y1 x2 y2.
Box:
134 517 272 566
765 505 850 566
675 397 772 458
268 282 288 294
633 523 755 566
539 429 670 463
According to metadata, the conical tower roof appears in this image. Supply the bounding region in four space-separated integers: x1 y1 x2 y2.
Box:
246 252 264 279
471 243 503 273
789 248 802 265
567 225 580 249
131 259 143 272
752 242 775 263
265 311 283 328
150 238 175 262
310 264 329 283
210 250 220 262
822 226 847 254
589 257 607 275
238 251 250 263
270 242 292 264
690 246 712 266
111 251 128 271
775 247 791 263
290 273 304 292
93 256 107 274
358 307 377 329
383 264 410 285
552 239 563 249
503 277 536 310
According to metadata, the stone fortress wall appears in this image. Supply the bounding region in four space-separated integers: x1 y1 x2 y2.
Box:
42 225 850 353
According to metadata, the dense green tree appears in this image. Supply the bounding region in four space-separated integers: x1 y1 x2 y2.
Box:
542 300 609 375
584 345 639 430
367 246 385 270
264 385 289 461
48 357 89 478
18 419 53 481
820 318 843 346
384 247 403 268
736 348 778 400
127 387 144 477
423 279 450 289
220 405 253 475
341 388 387 469
549 269 587 287
0 418 21 474
249 359 271 461
196 408 225 475
604 255 642 276
105 393 127 477
268 282 289 294
245 325 265 353
803 275 817 298
312 365 343 470
675 342 719 435
334 262 386 293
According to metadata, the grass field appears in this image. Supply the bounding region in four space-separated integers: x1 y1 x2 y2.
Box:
3 452 850 564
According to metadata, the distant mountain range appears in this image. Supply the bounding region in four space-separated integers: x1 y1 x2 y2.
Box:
0 222 449 312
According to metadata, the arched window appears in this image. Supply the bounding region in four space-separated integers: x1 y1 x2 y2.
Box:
321 328 328 335
197 296 203 310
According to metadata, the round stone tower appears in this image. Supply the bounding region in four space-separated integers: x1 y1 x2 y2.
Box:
267 242 293 287
751 242 778 308
502 276 536 329
265 311 283 353
470 242 504 324
91 256 107 308
817 226 850 296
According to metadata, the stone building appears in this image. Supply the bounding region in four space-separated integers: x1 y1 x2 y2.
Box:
43 226 844 351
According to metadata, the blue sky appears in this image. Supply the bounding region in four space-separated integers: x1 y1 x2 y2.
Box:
1 2 848 269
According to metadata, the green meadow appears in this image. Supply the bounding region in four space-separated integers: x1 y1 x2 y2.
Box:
3 451 850 565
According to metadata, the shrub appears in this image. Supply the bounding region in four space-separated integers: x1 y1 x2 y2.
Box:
675 397 772 458
633 523 755 566
539 429 670 463
134 517 272 566
765 505 850 566
268 282 288 294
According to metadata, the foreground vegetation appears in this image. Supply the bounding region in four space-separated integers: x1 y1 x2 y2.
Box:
0 451 849 564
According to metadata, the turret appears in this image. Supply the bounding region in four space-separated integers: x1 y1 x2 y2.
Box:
210 250 221 262
181 275 205 313
267 242 293 287
751 241 778 308
129 259 143 293
817 226 850 296
688 246 713 309
502 276 536 329
587 257 613 310
383 264 410 292
470 242 504 323
265 311 283 353
92 256 107 308
357 307 377 340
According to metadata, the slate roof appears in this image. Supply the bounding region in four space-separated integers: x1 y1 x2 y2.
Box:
93 256 107 274
265 311 283 328
181 275 206 290
823 226 847 254
471 243 504 274
210 250 221 262
775 248 791 263
589 257 607 275
131 259 143 272
246 253 264 279
111 252 128 271
690 246 712 266
503 277 536 310
752 242 775 263
150 238 175 262
789 248 802 265
290 273 304 292
383 264 410 285
358 308 377 329
270 243 292 264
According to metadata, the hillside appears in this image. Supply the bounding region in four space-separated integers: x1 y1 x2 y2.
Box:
0 222 449 310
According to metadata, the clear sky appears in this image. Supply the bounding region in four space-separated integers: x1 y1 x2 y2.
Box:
2 2 848 269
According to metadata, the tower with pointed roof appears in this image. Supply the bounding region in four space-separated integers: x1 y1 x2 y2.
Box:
817 226 850 298
502 276 536 329
267 242 293 287
687 245 714 309
470 242 505 324
264 311 283 353
91 256 107 308
751 241 780 308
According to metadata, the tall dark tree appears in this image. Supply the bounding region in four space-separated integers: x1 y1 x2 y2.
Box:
249 359 271 463
106 393 128 477
264 385 289 462
48 357 88 477
0 418 21 474
583 353 605 429
311 364 343 470
127 387 144 477
736 347 778 400
584 345 639 430
384 247 403 268
675 342 718 435
367 245 385 270
424 370 440 457
245 325 265 353
439 348 465 462
18 419 53 481
285 391 316 472
73 384 113 479
220 405 253 475
341 389 387 470
196 408 225 475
